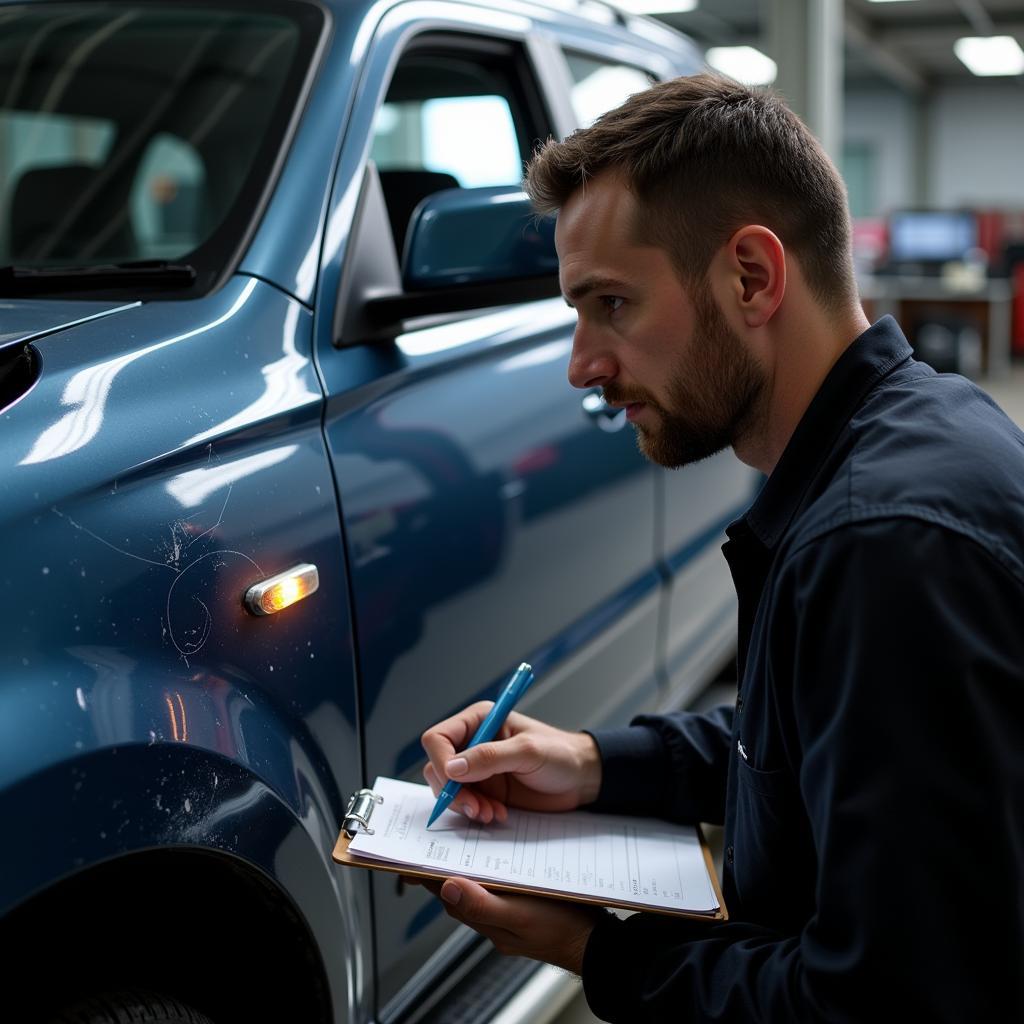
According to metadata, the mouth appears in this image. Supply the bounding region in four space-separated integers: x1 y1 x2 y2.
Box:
625 402 645 422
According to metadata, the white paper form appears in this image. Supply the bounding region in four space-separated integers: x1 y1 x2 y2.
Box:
348 777 719 915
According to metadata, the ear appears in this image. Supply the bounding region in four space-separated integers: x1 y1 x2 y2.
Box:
721 225 786 328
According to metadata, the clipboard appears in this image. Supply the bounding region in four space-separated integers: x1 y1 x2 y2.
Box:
333 785 728 923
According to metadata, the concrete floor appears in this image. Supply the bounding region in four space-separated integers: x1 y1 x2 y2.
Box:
551 364 1024 1024
979 364 1024 427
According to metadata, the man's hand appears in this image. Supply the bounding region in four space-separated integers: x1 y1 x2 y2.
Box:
421 704 602 823
420 875 605 974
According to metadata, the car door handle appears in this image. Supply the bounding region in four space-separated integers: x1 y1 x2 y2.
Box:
581 390 628 433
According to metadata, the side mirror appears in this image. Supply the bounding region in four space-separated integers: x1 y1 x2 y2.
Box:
335 165 561 347
403 186 559 290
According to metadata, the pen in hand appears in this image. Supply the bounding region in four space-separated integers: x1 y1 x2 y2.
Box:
426 662 535 828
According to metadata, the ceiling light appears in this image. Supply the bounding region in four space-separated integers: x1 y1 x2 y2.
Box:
705 46 777 86
954 36 1024 76
615 0 698 13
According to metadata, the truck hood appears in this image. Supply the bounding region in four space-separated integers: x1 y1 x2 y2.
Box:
0 298 141 351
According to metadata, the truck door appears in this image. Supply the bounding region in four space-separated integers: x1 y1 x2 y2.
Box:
314 11 661 1011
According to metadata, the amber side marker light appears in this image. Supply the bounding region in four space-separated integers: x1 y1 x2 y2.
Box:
245 563 319 616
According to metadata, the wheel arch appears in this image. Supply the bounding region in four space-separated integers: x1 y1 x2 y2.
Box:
3 845 333 1021
1 741 369 1023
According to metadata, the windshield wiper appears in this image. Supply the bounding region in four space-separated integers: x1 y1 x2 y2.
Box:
0 260 197 295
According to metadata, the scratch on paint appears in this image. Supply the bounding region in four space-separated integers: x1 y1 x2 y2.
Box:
165 548 261 665
184 480 233 554
52 506 176 574
52 447 263 667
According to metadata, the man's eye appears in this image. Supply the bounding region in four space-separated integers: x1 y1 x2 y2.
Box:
601 296 624 314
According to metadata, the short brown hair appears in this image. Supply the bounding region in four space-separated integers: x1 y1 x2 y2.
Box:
524 73 855 313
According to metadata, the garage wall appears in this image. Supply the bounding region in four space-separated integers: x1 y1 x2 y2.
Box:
843 79 1024 217
844 85 916 217
929 82 1024 209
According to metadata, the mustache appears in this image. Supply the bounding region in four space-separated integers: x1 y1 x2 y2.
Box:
601 385 653 406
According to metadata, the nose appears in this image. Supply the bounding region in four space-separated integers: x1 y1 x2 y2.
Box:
567 320 617 391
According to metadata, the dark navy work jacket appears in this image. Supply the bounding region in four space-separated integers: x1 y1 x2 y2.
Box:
582 317 1024 1022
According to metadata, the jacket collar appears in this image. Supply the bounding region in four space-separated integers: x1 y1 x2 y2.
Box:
732 315 914 550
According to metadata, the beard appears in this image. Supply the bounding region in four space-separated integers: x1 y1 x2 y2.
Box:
604 282 767 469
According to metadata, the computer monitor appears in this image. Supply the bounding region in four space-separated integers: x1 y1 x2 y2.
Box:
887 210 978 265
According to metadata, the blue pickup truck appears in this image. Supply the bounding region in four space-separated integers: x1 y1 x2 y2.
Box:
0 2 755 1021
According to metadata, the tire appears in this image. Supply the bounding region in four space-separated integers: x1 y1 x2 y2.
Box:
48 990 216 1024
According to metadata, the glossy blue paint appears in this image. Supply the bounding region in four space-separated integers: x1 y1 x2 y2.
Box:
390 563 665 780
403 187 558 289
5 741 358 967
659 458 761 700
306 4 683 997
664 500 752 578
0 299 140 348
1 274 368 1018
1 1 755 1020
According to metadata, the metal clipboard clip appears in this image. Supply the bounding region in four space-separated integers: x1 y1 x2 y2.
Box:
342 788 383 838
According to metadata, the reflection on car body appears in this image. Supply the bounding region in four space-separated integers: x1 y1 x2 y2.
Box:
0 1 756 1021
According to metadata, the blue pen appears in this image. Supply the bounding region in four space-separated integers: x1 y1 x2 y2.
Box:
427 662 535 828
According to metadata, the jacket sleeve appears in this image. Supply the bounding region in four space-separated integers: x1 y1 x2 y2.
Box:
581 520 1024 1023
586 703 734 824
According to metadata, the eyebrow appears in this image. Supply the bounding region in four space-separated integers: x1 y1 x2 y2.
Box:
562 275 631 307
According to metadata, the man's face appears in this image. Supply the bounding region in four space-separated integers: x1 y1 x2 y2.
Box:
557 173 766 468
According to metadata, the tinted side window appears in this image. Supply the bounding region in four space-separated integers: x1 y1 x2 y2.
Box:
564 51 655 127
370 48 541 257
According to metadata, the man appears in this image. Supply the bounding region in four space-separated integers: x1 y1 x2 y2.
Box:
420 74 1024 1021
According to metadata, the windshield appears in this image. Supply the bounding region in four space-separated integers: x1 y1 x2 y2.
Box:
0 2 323 295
